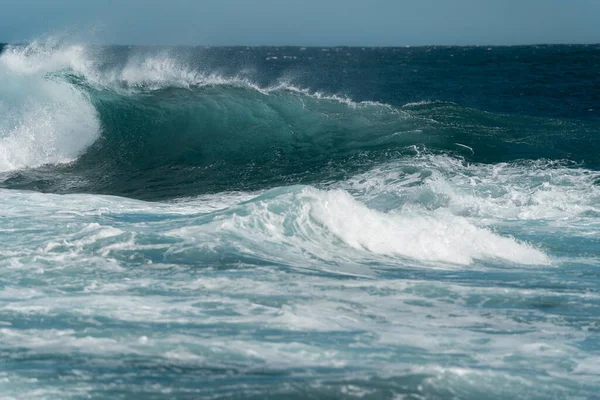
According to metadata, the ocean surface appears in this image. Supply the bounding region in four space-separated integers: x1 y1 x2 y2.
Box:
0 41 599 399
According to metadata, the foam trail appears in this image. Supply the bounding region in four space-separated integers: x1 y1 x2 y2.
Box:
454 142 474 154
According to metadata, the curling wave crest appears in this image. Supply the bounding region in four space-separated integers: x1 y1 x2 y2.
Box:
0 42 100 172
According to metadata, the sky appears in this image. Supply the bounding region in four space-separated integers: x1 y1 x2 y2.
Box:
1 0 600 46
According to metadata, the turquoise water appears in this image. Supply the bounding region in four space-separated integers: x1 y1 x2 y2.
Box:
0 41 599 399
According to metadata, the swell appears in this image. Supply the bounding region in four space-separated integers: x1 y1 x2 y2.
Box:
1 42 599 200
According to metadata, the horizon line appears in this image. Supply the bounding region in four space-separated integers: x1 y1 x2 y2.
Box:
1 41 600 49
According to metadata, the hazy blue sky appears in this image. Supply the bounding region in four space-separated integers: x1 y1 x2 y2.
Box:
2 0 599 45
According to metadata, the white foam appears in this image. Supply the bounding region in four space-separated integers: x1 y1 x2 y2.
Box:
306 188 548 265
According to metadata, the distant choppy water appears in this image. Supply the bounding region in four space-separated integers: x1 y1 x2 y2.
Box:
0 41 599 399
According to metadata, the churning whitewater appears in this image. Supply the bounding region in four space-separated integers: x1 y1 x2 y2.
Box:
1 40 599 399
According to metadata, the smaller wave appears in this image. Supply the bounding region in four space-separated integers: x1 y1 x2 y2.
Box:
169 186 549 267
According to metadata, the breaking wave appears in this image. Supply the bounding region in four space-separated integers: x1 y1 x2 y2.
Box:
1 41 599 200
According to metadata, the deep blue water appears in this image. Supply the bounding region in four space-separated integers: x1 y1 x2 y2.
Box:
0 41 599 399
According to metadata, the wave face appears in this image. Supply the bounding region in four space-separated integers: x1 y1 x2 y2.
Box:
1 41 600 399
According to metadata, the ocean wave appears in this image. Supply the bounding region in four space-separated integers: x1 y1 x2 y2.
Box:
1 40 598 400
